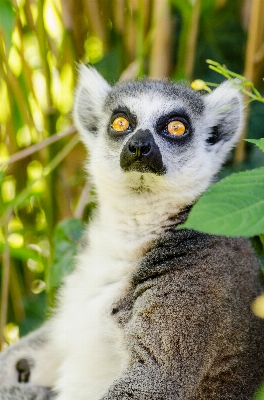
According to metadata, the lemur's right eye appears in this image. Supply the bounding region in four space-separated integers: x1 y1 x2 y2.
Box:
111 116 130 132
167 120 186 136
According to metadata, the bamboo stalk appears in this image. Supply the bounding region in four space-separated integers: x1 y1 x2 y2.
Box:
65 0 86 59
185 0 201 80
9 263 25 323
43 135 79 176
120 60 140 80
1 126 76 168
0 215 12 350
149 0 172 78
59 1 77 79
83 0 108 52
243 0 263 82
241 0 251 30
74 181 92 219
1 135 79 229
23 0 35 31
215 0 228 8
113 0 126 33
61 0 73 30
130 0 138 11
0 68 16 150
36 0 53 114
234 0 264 163
16 21 38 106
0 41 35 130
142 0 151 34
255 42 264 63
136 0 146 76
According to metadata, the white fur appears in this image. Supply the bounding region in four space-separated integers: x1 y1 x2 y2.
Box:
203 80 245 167
43 70 244 399
50 192 184 399
73 65 111 148
0 325 59 389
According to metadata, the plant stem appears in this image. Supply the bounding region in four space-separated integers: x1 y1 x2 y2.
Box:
74 181 91 220
1 135 79 228
185 0 201 79
1 125 76 168
235 0 264 163
149 0 172 78
0 213 12 349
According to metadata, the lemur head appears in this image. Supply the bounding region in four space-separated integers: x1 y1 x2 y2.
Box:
74 65 243 211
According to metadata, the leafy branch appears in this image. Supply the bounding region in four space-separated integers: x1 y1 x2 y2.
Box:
183 64 264 239
206 59 264 103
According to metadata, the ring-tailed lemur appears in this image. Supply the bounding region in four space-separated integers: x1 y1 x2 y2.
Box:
0 66 264 400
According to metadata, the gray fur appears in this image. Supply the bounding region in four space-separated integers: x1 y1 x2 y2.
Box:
104 79 205 115
0 385 55 400
0 67 263 399
106 217 264 399
0 325 57 399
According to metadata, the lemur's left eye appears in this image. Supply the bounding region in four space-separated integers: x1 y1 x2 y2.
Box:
111 116 130 132
167 120 186 136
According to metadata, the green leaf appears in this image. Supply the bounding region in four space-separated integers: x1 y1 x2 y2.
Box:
181 167 264 237
0 170 5 185
171 0 192 16
246 138 264 153
0 243 41 262
0 0 16 52
254 381 264 400
200 0 218 14
83 201 97 223
48 218 85 292
94 47 122 82
19 292 48 336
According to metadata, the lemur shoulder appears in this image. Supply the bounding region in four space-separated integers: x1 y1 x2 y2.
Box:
0 66 264 400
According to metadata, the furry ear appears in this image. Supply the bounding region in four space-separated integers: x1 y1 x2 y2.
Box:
73 65 111 145
203 81 244 157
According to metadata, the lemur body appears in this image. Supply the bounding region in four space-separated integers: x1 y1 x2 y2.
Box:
0 67 264 399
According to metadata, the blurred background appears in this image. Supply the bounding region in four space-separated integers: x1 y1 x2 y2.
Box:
0 0 264 348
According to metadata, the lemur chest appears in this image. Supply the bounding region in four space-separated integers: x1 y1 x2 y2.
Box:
59 228 153 342
52 219 173 398
53 240 147 395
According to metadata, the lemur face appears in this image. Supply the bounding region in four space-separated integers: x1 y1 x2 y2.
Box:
104 81 204 177
74 66 243 204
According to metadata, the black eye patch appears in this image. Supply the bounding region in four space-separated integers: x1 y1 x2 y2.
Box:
155 110 192 143
111 107 137 127
108 106 137 139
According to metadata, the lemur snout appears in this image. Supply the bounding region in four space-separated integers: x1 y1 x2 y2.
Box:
120 129 166 175
128 140 151 159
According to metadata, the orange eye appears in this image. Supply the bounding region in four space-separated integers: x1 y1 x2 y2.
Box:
111 116 130 132
167 120 186 136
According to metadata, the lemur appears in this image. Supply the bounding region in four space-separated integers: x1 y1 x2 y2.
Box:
0 66 264 400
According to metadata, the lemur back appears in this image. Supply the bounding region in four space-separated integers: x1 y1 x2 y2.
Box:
0 66 264 400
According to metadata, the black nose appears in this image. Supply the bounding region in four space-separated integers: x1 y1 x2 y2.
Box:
128 140 151 159
16 358 31 383
120 129 166 175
